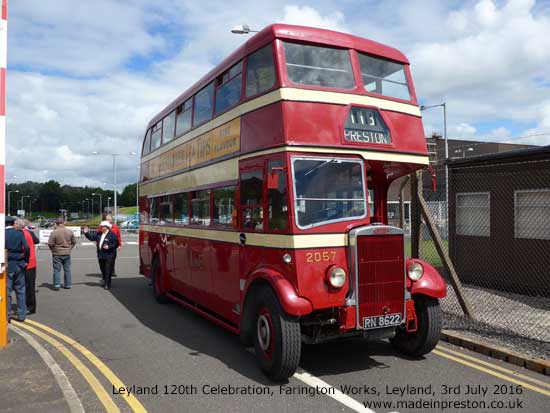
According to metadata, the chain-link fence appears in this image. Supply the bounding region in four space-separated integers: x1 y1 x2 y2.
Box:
412 153 550 360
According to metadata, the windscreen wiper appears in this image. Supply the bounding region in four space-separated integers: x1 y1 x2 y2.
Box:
304 159 337 176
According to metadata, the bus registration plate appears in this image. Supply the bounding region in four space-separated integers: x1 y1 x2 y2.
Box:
363 313 401 329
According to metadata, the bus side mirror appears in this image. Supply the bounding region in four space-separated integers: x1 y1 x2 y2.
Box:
267 167 285 190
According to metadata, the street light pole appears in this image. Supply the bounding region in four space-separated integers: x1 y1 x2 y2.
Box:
136 165 140 217
231 24 259 34
92 192 102 216
20 195 30 217
420 102 448 235
113 154 117 223
29 198 34 220
7 190 19 215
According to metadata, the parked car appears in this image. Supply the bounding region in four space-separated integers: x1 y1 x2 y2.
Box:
120 219 139 230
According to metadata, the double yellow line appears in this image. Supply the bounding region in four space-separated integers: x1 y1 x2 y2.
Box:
434 345 550 396
15 319 147 413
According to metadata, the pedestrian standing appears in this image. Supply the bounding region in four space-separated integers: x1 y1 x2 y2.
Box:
47 218 76 290
97 214 122 277
22 220 39 314
5 216 30 322
83 221 119 290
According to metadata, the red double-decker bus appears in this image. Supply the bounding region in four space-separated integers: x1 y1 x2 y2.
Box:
139 24 446 380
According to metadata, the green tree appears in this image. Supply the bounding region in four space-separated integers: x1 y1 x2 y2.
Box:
119 183 137 207
39 180 62 213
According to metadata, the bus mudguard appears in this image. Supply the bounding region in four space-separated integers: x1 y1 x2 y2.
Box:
406 258 446 298
243 268 313 316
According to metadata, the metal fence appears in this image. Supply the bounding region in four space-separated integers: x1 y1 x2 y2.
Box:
413 157 550 360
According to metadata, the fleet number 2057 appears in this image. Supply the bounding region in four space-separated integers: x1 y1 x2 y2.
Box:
306 251 337 263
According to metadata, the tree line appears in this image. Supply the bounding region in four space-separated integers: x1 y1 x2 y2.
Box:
6 180 137 216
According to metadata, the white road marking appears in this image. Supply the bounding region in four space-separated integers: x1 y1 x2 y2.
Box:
244 347 374 412
10 324 85 413
81 242 95 246
293 369 375 413
125 241 138 245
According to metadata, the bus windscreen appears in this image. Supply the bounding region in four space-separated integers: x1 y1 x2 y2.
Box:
292 157 366 228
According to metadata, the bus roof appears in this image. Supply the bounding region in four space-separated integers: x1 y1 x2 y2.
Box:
147 24 410 129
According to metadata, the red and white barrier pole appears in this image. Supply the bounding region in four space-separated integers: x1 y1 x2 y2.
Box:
0 0 8 348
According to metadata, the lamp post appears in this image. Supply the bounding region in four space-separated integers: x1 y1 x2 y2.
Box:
420 102 448 231
7 190 19 215
91 151 137 224
19 195 30 217
84 198 91 218
136 165 140 218
29 198 35 220
107 196 111 212
230 24 259 34
92 192 102 216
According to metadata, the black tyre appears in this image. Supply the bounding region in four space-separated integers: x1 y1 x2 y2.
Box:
253 287 301 381
151 258 170 304
390 295 441 357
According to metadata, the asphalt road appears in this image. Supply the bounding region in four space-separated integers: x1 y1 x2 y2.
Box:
8 234 549 413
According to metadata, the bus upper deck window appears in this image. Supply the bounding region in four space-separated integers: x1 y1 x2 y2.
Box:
216 62 242 114
245 45 275 97
283 42 354 89
176 98 192 137
142 129 151 155
193 82 214 126
151 121 162 150
358 53 411 101
162 111 176 145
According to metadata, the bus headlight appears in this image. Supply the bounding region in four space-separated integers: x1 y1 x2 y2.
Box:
326 266 346 288
407 262 424 281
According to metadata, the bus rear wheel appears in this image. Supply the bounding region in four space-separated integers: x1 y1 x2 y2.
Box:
390 295 441 357
253 287 301 381
151 258 170 304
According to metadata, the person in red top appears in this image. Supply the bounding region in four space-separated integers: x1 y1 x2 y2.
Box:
97 214 122 277
22 220 39 314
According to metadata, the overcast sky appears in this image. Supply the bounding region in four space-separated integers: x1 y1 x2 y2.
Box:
6 0 550 188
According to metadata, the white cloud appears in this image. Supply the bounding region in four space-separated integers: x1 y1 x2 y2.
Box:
444 122 480 140
9 0 166 76
411 0 550 96
281 5 348 32
483 126 512 141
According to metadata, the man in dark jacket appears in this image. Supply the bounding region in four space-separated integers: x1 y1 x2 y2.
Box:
83 221 119 290
5 216 30 322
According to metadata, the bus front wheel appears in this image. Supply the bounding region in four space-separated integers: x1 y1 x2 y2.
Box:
253 287 301 381
151 258 170 304
390 295 441 357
